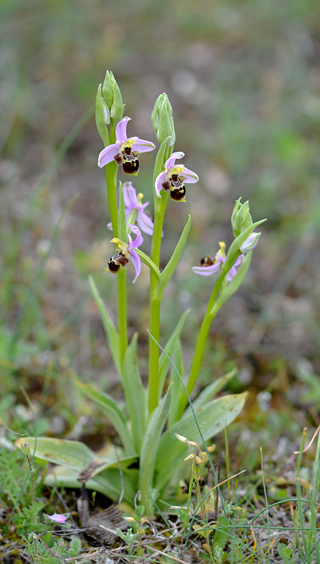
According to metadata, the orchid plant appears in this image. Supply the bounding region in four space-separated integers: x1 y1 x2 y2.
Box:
16 72 266 515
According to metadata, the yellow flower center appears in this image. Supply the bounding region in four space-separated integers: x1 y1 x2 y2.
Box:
217 241 226 258
110 238 130 258
137 193 144 206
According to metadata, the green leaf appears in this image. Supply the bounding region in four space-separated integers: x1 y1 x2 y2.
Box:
16 436 135 473
153 215 191 302
15 437 96 470
211 252 251 315
135 249 160 279
153 136 173 187
44 465 137 505
123 334 146 453
88 275 122 377
168 340 184 427
158 309 190 399
153 136 173 213
155 392 247 491
213 516 229 551
74 381 136 456
183 369 236 418
95 84 109 146
139 384 173 512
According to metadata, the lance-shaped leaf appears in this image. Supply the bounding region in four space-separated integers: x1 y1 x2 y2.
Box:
183 369 236 418
155 392 247 491
153 215 191 302
44 465 137 505
168 339 184 427
123 334 146 453
139 384 173 512
15 437 138 504
88 275 122 378
135 249 160 279
211 253 252 315
74 380 136 456
158 309 190 400
15 437 96 470
153 136 173 189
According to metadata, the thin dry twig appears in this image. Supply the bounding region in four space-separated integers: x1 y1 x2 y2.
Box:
294 425 320 454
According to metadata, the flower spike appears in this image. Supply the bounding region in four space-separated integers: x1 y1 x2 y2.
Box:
155 151 199 201
98 117 155 175
107 224 143 283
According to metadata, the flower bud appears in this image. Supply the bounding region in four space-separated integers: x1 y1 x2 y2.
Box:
102 71 115 109
151 93 175 146
95 84 110 146
102 71 124 124
231 198 252 237
240 232 261 253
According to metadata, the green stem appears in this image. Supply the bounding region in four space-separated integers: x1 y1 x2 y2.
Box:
105 160 127 365
148 193 168 414
148 296 161 412
150 193 168 295
106 162 118 236
117 268 128 363
177 271 225 418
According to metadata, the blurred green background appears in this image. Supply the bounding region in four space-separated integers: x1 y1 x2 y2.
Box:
1 0 320 436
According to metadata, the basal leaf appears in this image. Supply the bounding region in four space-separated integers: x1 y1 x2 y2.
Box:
182 370 236 418
88 275 122 377
158 310 189 399
155 392 247 491
139 384 172 511
45 465 138 505
168 339 184 427
123 334 146 452
74 380 135 456
15 437 96 470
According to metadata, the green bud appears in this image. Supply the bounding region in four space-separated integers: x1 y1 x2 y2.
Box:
231 198 252 237
95 84 110 146
151 93 175 146
102 71 115 110
111 78 124 123
102 71 124 125
240 232 261 253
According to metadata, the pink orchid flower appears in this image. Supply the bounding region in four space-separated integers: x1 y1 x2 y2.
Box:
192 242 245 282
123 182 154 236
98 117 155 175
155 151 199 201
107 224 143 283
